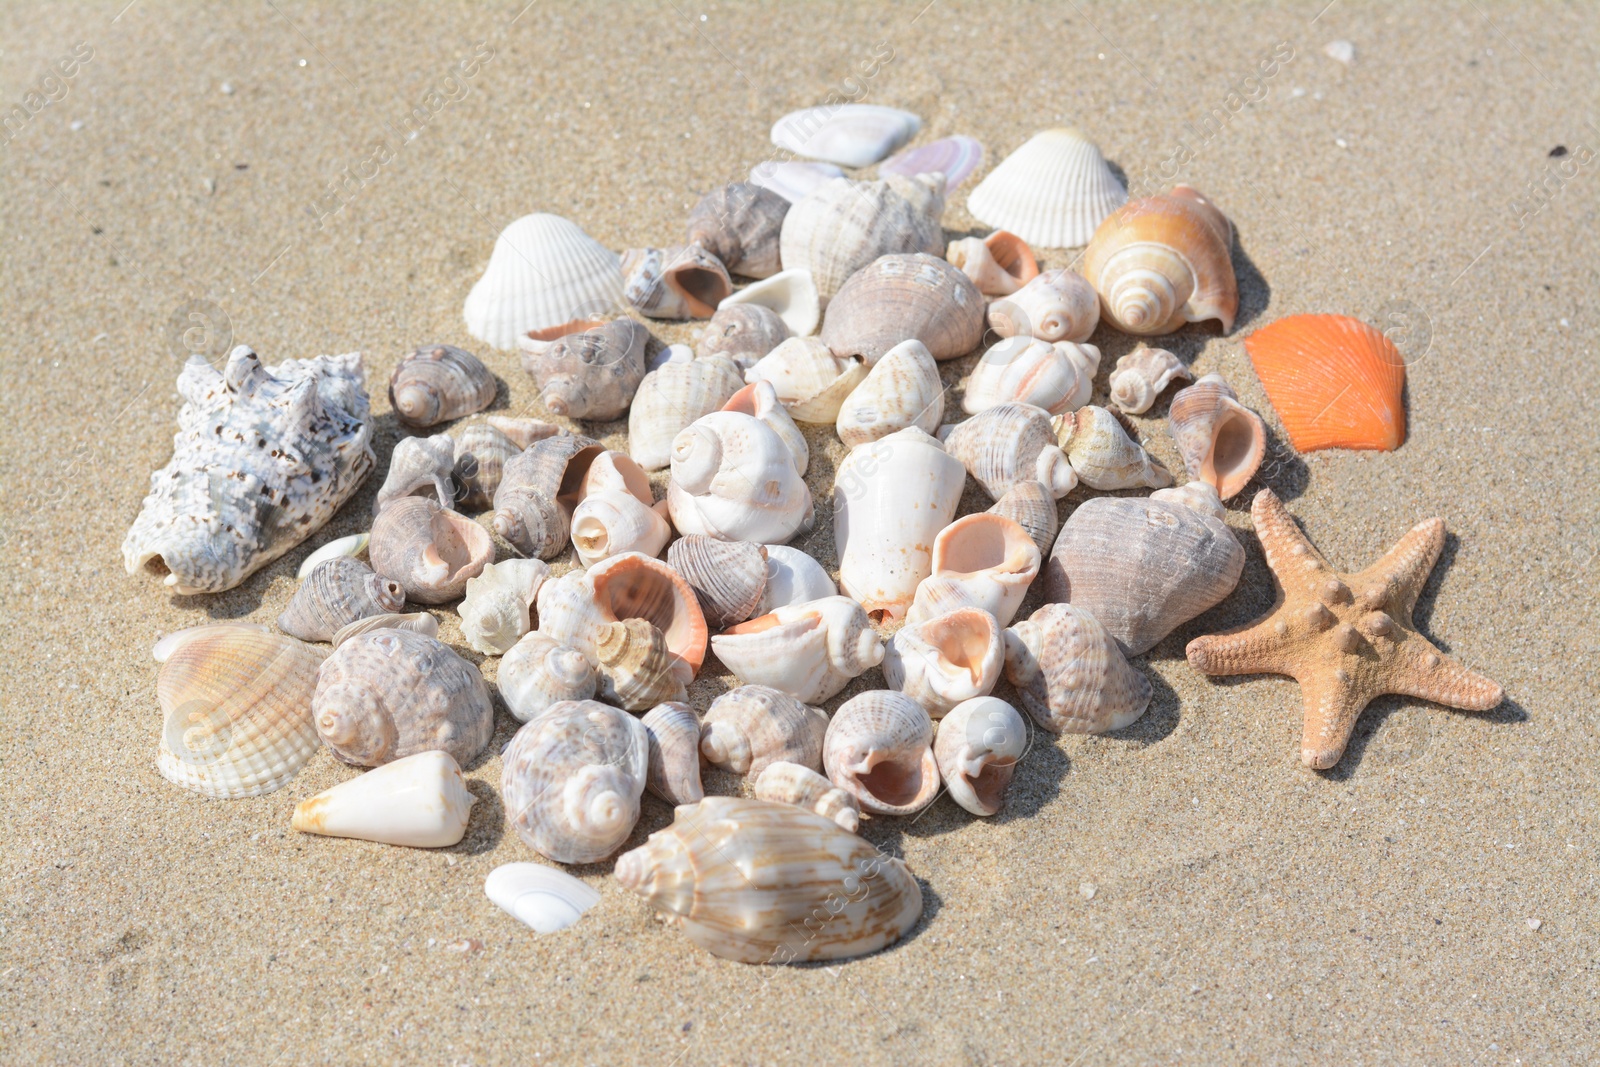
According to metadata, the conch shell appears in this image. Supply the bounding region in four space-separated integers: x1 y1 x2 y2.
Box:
594 618 688 711
641 701 704 806
666 410 814 544
627 348 744 470
497 631 597 723
314 628 494 767
962 336 1099 416
373 433 457 514
823 690 941 816
882 607 1004 719
934 696 1028 817
711 596 885 705
1002 603 1152 734
987 479 1060 557
691 304 790 370
501 699 649 864
123 347 374 594
700 685 829 776
721 381 808 476
492 434 603 559
778 174 945 301
1052 406 1172 490
753 761 861 832
1108 345 1192 414
744 337 867 424
292 750 474 848
945 231 1039 297
751 544 836 617
368 496 494 604
986 268 1100 344
621 244 734 320
278 557 406 643
535 552 708 682
519 319 658 420
1168 373 1266 500
835 338 945 448
685 182 790 279
818 252 985 364
614 797 924 963
906 513 1040 627
667 536 769 631
1082 184 1237 335
388 344 496 429
459 558 551 655
939 402 1077 501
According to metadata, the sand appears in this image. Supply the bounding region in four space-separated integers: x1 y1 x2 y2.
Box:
2 1 1597 1063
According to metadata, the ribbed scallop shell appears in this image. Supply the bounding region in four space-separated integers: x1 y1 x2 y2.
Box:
751 544 836 617
753 761 860 833
450 419 529 512
1052 406 1172 490
154 625 326 799
314 628 494 767
966 128 1127 248
835 339 945 448
744 337 867 424
819 253 985 364
906 513 1040 627
463 214 624 351
823 690 940 816
770 104 921 168
945 230 1038 297
594 618 687 711
879 135 984 191
691 304 790 370
492 434 603 558
666 409 814 544
749 160 845 203
1082 184 1237 335
717 269 821 337
501 699 649 864
641 701 704 806
1108 345 1192 415
778 174 945 302
1002 603 1152 734
1244 313 1407 452
368 496 494 604
686 183 790 279
667 536 769 631
518 319 657 421
498 631 597 723
721 381 808 476
1168 373 1266 500
459 558 550 655
614 797 923 963
935 696 1027 817
882 607 1004 719
278 557 405 643
700 685 829 777
388 344 496 429
963 337 1099 416
987 268 1100 344
627 349 744 471
374 433 457 514
711 596 885 704
987 479 1060 557
938 402 1077 501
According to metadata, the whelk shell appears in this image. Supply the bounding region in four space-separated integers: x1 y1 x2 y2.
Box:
879 134 984 191
373 433 457 514
292 750 474 848
935 696 1028 817
388 344 496 430
519 319 658 421
535 552 708 681
570 491 672 569
1168 373 1266 500
459 558 551 655
685 182 790 279
297 532 370 579
744 336 868 424
711 596 885 705
717 269 821 336
368 496 494 604
700 685 830 777
621 244 734 320
1244 313 1407 452
749 159 845 204
453 417 558 512
492 434 603 559
331 611 438 648
314 628 494 767
642 701 704 806
594 618 688 712
963 336 1100 416
819 252 985 364
1082 184 1237 335
753 761 861 833
770 104 921 168
835 338 946 448
945 230 1039 297
778 174 945 302
278 557 406 643
1108 345 1192 415
486 863 601 935
907 512 1041 627
498 631 597 723
939 402 1077 501
987 268 1101 344
628 348 744 471
463 213 623 351
987 479 1060 558
691 304 791 370
666 409 814 544
501 699 650 864
721 381 809 476
751 544 837 617
823 690 941 816
614 797 923 963
1002 603 1152 734
882 607 1004 719
1053 406 1172 490
667 536 769 631
966 127 1128 249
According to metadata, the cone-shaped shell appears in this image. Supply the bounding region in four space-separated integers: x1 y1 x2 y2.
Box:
753 761 861 832
939 402 1077 501
686 183 790 279
594 618 688 712
717 269 821 337
464 214 624 350
501 700 649 864
882 607 1004 719
373 433 457 514
498 632 598 723
155 625 326 798
744 337 867 424
700 685 829 777
823 690 940 816
668 536 769 631
1003 603 1152 733
1244 313 1407 452
485 863 601 935
1082 185 1237 335
1108 345 1192 415
451 419 533 512
291 750 474 848
278 557 406 643
721 381 809 475
835 339 946 448
492 434 603 558
987 479 1060 557
666 410 814 543
770 104 921 168
368 496 494 604
1052 406 1172 490
459 558 551 655
628 350 745 470
518 319 657 420
907 513 1041 627
752 544 837 617
967 128 1128 248
691 304 791 370
1043 494 1244 656
819 253 985 364
936 696 1028 816
1168 373 1266 500
963 337 1099 416
314 628 493 767
711 596 885 705
880 134 984 191
389 344 496 430
642 701 704 806
987 268 1100 344
614 797 923 963
778 174 945 302
945 230 1038 297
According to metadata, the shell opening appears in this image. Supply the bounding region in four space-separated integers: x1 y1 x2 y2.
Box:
922 612 995 684
1205 407 1260 489
855 751 929 809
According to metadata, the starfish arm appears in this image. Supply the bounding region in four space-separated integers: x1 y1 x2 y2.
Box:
1250 489 1335 599
1298 672 1374 770
1185 616 1292 678
1354 517 1445 617
1385 636 1505 712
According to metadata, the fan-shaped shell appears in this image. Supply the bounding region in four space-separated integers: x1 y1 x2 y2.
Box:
291 749 475 848
1082 184 1237 335
518 319 657 421
641 701 704 806
987 268 1101 344
935 696 1028 817
1168 373 1266 500
278 557 406 643
463 214 624 350
388 344 496 429
501 699 649 864
879 135 984 191
1002 603 1151 734
720 381 809 475
753 761 861 832
835 339 945 448
744 337 867 424
963 337 1099 416
778 174 945 302
1043 494 1244 655
1052 406 1172 490
749 159 845 203
627 349 744 471
770 104 921 168
373 433 457 514
717 269 821 336
907 513 1041 627
368 496 494 604
987 479 1060 557
712 596 885 705
691 304 790 370
939 402 1077 501
314 628 493 767
823 690 940 816
666 409 814 544
686 182 790 279
751 544 837 617
820 253 985 364
700 685 829 777
492 434 603 558
1244 313 1407 452
498 632 598 723
882 607 1004 719
945 230 1038 297
967 128 1128 248
459 558 551 655
667 536 769 631
1108 345 1192 415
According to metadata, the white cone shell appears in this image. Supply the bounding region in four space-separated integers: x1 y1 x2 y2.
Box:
967 128 1127 248
463 214 623 350
291 750 474 848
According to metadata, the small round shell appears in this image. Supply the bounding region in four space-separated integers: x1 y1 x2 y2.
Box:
374 434 458 515
641 701 704 806
498 632 598 723
691 304 790 369
835 339 946 448
389 344 497 429
519 319 658 420
278 557 406 643
938 403 1077 501
492 435 603 558
882 607 1004 718
686 182 791 279
667 536 769 631
459 558 551 655
753 760 860 832
1002 603 1152 734
934 696 1027 817
823 690 940 816
711 596 885 705
987 268 1101 344
594 618 688 712
368 496 495 605
751 544 837 617
1167 372 1266 500
1108 345 1192 415
907 513 1041 627
819 252 985 364
570 491 672 569
1052 406 1172 491
485 863 601 934
945 231 1039 297
700 685 829 777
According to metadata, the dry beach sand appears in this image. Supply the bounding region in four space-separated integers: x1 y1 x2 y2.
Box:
2 2 1598 1063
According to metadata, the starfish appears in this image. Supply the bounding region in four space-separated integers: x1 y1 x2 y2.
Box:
1186 488 1503 769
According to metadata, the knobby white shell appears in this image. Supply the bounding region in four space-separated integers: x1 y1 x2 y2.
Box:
749 159 845 203
987 268 1101 344
498 631 598 723
463 214 623 350
963 336 1100 416
751 544 837 617
718 269 821 336
906 512 1041 627
1108 345 1192 415
292 750 474 848
939 402 1077 501
823 690 941 816
836 339 945 448
711 596 885 705
934 696 1028 817
1002 603 1152 734
770 104 921 167
297 533 370 579
779 174 945 302
485 863 601 935
753 761 861 833
882 607 1004 719
744 337 868 424
666 409 814 544
967 128 1127 248
700 685 830 777
460 558 551 655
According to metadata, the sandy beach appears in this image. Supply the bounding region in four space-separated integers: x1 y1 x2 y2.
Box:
2 1 1597 1062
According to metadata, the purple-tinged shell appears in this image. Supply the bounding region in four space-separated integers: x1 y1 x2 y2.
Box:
878 136 984 192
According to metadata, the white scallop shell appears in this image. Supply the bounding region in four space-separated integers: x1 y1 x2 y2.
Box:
934 696 1028 817
962 337 1099 416
835 339 946 448
967 128 1128 248
770 104 921 167
485 863 601 934
291 750 474 848
459 558 551 655
711 596 885 705
462 214 623 350
749 160 846 203
718 269 821 336
882 607 1004 718
751 544 837 617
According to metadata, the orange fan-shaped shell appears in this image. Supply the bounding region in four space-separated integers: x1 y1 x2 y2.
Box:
1245 314 1406 452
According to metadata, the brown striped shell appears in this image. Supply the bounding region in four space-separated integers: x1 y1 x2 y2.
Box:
389 344 497 430
820 252 985 364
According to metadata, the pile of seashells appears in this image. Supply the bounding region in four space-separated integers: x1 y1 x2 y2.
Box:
121 109 1428 966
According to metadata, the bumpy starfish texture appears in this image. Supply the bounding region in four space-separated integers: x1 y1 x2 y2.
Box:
1186 489 1503 769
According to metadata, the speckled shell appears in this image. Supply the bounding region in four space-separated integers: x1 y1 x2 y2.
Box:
778 174 946 302
1053 406 1172 490
906 513 1041 627
823 690 941 816
717 269 821 337
642 701 704 806
836 339 946 448
374 433 457 514
666 410 814 544
594 618 688 712
721 381 809 476
615 796 923 963
368 496 494 605
497 632 598 723
711 596 885 705
691 304 791 370
1167 373 1266 500
452 419 546 512
700 685 829 777
686 182 791 279
501 700 650 864
744 337 868 424
934 696 1028 817
1002 603 1152 734
491 434 603 558
278 558 406 643
987 268 1101 344
668 536 769 631
535 552 708 681
753 761 860 833
627 349 745 471
882 607 1004 719
519 319 657 420
1108 345 1191 415
939 402 1077 501
123 347 374 594
388 344 496 429
945 230 1039 297
751 544 837 617
1082 184 1237 335
154 624 327 799
621 245 734 320
987 479 1060 558
820 253 985 364
314 628 493 767
463 214 624 351
331 611 439 648
1043 494 1244 656
459 558 551 655
963 337 1099 416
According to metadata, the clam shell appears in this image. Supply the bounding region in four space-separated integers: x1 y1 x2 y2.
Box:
331 611 439 648
463 214 624 350
641 701 704 806
666 409 814 544
368 496 494 604
278 557 406 643
621 244 734 320
879 135 984 191
882 607 1004 719
1002 603 1151 733
906 512 1041 627
1108 345 1192 415
292 750 474 848
700 685 830 776
536 552 708 681
749 159 845 203
934 696 1027 817
836 338 945 448
963 337 1099 416
1043 494 1244 656
1168 373 1266 500
595 618 688 711
492 434 603 558
459 558 551 655
778 174 945 302
667 536 769 631
770 104 921 168
501 699 649 864
614 796 923 963
691 304 791 370
154 625 326 799
1244 313 1407 452
686 182 790 279
498 632 597 723
718 269 821 336
987 268 1100 344
571 490 672 569
1082 184 1237 335
314 628 493 767
820 252 985 364
297 532 370 579
823 690 941 816
945 230 1039 297
721 381 808 476
486 863 601 935
753 761 860 833
628 349 745 470
752 544 837 618
966 128 1128 248
388 344 496 429
711 596 885 705
373 433 457 514
450 419 529 512
1053 406 1172 490
939 402 1077 501
519 319 657 421
744 337 868 424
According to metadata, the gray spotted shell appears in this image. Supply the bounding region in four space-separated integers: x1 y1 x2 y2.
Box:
277 557 406 643
520 319 657 420
692 304 790 369
388 344 497 429
685 182 791 279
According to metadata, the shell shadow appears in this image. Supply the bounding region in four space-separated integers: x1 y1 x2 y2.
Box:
1108 661 1180 746
1229 239 1271 334
1249 421 1310 503
1411 529 1462 651
1318 693 1527 781
450 778 505 854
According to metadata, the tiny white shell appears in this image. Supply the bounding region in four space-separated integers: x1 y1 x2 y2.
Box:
770 104 921 168
485 863 601 934
749 160 846 203
1108 345 1192 415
